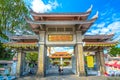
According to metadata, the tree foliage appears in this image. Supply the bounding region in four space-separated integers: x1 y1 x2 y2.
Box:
0 0 31 40
109 46 120 56
0 0 32 60
0 41 14 60
26 52 38 63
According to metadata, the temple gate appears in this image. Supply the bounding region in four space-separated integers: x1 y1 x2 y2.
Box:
26 6 98 77
4 6 118 77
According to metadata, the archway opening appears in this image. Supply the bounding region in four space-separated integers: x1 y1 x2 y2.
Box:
46 47 75 76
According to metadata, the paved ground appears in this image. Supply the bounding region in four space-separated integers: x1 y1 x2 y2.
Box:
17 75 120 80
17 66 120 80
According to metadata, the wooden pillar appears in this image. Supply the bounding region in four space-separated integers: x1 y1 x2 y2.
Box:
76 31 85 76
16 50 25 77
36 31 46 77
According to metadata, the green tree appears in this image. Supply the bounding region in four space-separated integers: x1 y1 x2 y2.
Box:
0 0 32 60
109 46 120 56
26 52 38 63
0 41 14 60
0 0 31 40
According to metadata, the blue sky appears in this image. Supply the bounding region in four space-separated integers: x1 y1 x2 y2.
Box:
25 0 120 41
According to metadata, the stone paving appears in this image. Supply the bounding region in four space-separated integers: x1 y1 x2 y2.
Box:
17 67 120 80
17 75 120 80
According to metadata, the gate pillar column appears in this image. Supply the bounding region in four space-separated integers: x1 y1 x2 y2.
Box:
75 31 85 76
16 49 25 77
96 48 106 75
99 51 106 75
36 31 46 77
75 44 85 76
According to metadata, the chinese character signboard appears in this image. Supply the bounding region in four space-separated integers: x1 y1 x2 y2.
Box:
48 34 73 41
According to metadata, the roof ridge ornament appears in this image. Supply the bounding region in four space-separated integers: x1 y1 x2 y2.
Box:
87 5 93 12
91 11 99 19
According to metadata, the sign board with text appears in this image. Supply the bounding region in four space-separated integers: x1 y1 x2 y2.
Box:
48 34 73 41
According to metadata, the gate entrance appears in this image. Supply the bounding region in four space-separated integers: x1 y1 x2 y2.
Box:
26 8 99 77
45 47 74 76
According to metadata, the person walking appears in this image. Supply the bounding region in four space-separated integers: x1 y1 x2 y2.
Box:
58 65 63 75
58 65 61 74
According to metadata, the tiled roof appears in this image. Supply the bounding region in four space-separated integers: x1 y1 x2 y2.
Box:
84 34 114 40
3 42 37 48
9 34 114 41
4 41 117 48
9 35 39 40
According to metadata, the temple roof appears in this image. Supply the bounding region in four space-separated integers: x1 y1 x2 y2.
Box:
5 34 117 48
3 41 117 48
83 34 114 42
9 34 114 42
85 42 117 46
10 35 39 40
84 41 118 51
31 12 91 21
26 6 98 34
30 5 93 21
4 42 37 48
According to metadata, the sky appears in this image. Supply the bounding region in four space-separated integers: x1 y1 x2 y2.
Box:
24 0 120 49
48 47 74 54
25 0 120 42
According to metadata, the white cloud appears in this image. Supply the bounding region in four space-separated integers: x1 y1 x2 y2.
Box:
91 29 100 34
107 21 120 32
86 29 100 35
99 28 110 34
86 21 120 36
31 0 59 13
97 22 105 28
85 32 93 35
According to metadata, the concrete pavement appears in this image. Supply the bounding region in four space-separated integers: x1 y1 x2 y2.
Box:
17 75 120 80
17 66 120 80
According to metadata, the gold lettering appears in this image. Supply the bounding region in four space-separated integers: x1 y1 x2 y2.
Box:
48 34 73 41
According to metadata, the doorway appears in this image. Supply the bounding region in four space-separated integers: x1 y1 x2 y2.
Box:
46 47 75 76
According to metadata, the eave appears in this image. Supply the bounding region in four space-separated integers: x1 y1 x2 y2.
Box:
84 34 114 42
9 35 39 40
26 19 96 25
30 5 93 21
85 42 118 47
3 42 37 48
